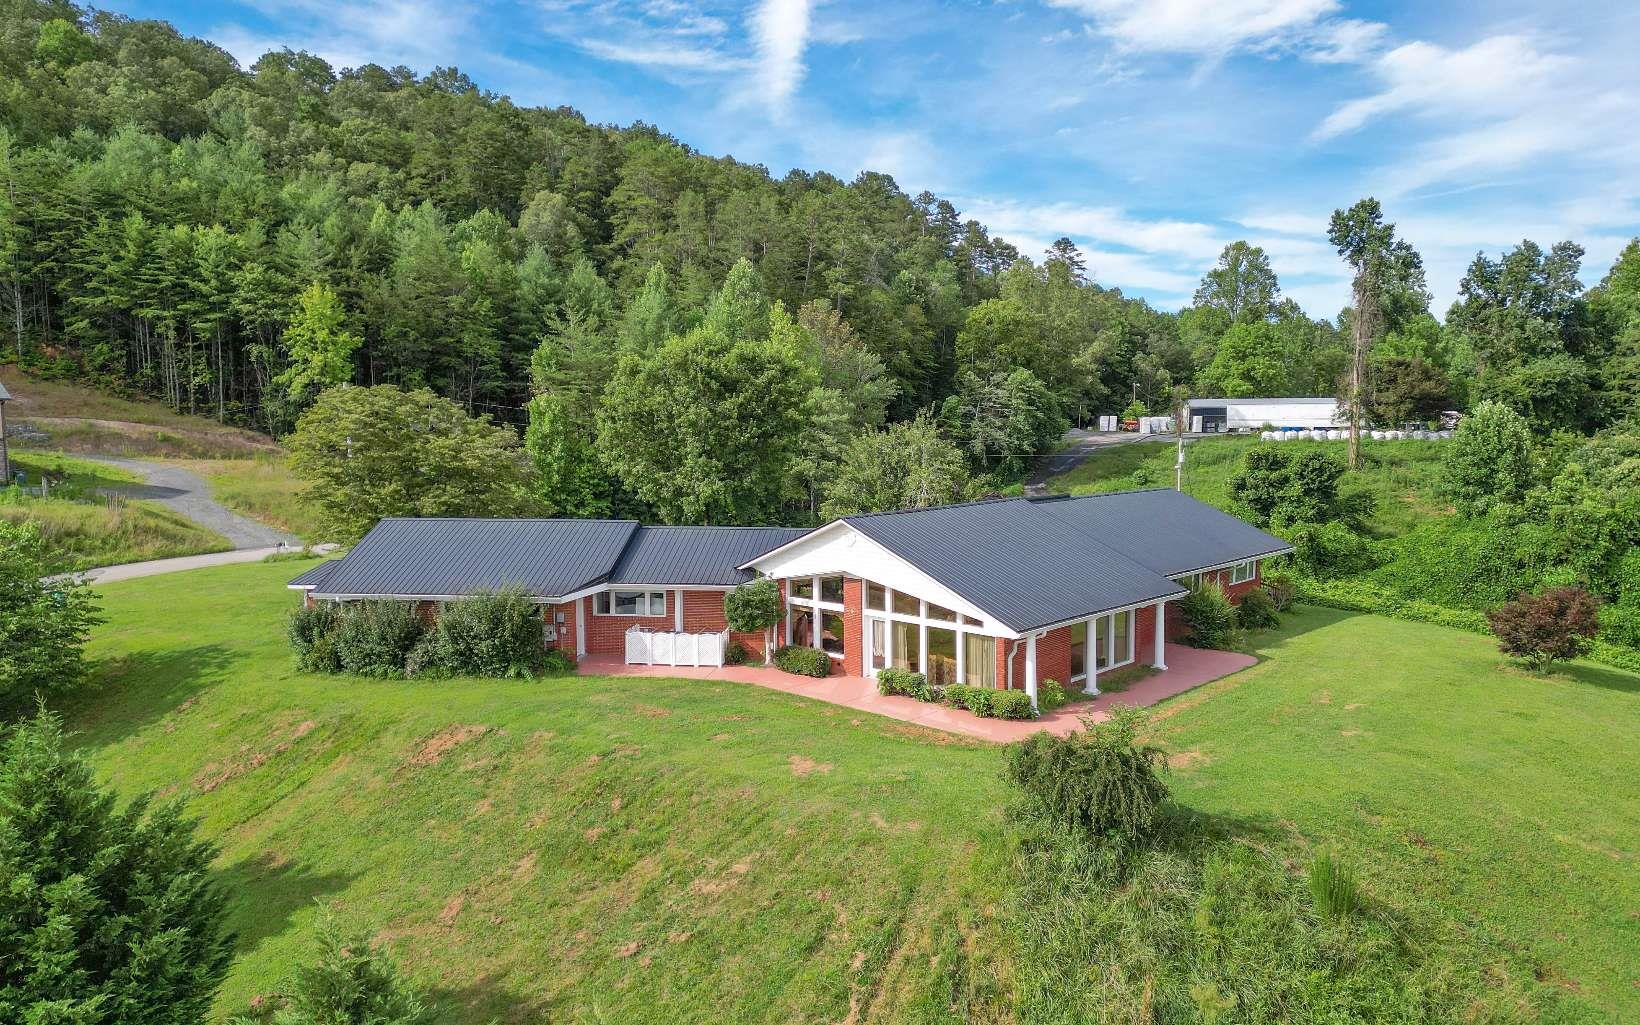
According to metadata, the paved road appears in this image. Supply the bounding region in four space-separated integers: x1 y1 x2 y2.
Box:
1025 429 1175 494
84 455 300 549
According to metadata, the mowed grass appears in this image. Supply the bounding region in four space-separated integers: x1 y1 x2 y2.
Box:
1050 435 1451 536
59 562 1639 1022
168 455 326 541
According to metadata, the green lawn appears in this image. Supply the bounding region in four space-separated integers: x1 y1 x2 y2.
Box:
168 455 326 542
57 561 1638 1023
1049 435 1451 537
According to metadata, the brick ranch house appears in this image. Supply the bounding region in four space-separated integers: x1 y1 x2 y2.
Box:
289 489 1291 707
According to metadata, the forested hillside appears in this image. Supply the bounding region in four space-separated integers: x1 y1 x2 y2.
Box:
2 0 1638 527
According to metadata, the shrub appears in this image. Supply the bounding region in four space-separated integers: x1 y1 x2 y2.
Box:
1228 447 1344 528
541 648 577 675
0 521 103 707
1440 400 1533 514
288 602 342 673
1038 677 1068 712
1486 586 1600 672
231 911 435 1025
992 690 1037 720
961 686 996 717
876 667 926 697
331 600 426 678
773 645 830 677
1282 519 1380 578
1 709 234 1022
1004 706 1169 844
1236 586 1280 630
1308 848 1361 922
1261 568 1298 610
1178 582 1238 649
408 589 544 679
723 639 750 666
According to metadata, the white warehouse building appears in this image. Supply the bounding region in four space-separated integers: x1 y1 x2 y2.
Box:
1187 397 1344 433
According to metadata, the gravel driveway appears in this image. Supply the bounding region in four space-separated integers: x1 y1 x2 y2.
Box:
86 455 301 549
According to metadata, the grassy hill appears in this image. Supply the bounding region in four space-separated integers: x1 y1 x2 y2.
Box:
1047 434 1449 538
56 560 1639 1022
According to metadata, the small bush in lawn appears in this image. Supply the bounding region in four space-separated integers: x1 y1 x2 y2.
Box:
1004 706 1169 846
288 603 342 672
876 667 926 697
1486 586 1600 672
1261 568 1298 610
1038 677 1067 712
1178 582 1238 649
1236 586 1280 630
541 648 576 675
1308 848 1361 922
723 639 750 666
409 589 543 679
331 601 425 678
992 690 1037 720
230 910 435 1025
773 645 830 677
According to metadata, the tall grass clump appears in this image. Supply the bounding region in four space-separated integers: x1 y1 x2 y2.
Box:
1308 848 1361 922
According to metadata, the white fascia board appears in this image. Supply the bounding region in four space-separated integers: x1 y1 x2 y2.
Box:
738 520 846 570
1169 547 1294 578
313 593 562 604
1026 590 1189 636
748 521 1020 638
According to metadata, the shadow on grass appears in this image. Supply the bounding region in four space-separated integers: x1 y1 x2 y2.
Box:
57 644 241 748
428 974 537 1025
1557 661 1640 694
216 851 358 962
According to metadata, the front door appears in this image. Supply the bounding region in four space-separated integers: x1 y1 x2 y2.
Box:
867 616 888 677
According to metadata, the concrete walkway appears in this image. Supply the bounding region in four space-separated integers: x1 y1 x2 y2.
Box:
85 455 300 549
579 643 1256 742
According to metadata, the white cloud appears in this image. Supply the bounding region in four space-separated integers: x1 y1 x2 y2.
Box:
1045 0 1378 62
575 37 740 72
1313 35 1573 141
224 0 474 70
749 0 814 112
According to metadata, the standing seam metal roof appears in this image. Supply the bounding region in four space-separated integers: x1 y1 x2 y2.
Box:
311 518 638 598
1028 490 1293 578
842 499 1185 633
608 525 811 586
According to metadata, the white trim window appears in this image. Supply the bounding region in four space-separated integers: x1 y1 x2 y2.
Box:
1071 609 1136 681
594 590 667 616
787 575 847 659
854 577 997 687
1172 571 1203 589
1228 560 1256 585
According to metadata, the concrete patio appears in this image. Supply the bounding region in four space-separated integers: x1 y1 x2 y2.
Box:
576 643 1256 742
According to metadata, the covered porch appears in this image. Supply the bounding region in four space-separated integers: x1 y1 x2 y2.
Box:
576 643 1255 742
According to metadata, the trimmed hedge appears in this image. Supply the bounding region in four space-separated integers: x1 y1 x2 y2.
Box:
991 690 1037 720
773 645 830 677
876 667 928 698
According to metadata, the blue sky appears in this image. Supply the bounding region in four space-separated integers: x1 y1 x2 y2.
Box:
107 0 1640 320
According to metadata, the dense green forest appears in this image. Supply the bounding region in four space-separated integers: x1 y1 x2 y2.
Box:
2 0 1638 526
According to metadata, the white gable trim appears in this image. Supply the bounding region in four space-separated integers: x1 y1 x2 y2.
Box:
745 520 1020 638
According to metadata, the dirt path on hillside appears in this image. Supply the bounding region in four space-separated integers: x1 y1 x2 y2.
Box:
84 455 300 549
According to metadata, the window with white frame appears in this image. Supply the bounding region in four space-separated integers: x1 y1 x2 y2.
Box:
844 577 1001 688
1172 571 1202 589
786 575 847 659
594 590 667 616
1074 609 1136 680
1229 560 1256 584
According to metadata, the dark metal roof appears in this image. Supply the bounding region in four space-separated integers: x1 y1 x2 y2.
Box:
843 499 1185 633
609 526 810 586
286 559 340 589
310 518 639 599
1030 490 1294 578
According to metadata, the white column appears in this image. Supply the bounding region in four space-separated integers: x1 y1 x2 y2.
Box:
1087 617 1099 695
574 598 586 658
674 589 684 632
1153 600 1167 669
954 627 965 687
919 622 928 677
1024 633 1039 709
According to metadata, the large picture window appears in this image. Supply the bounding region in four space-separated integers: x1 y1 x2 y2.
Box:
821 612 845 655
1069 620 1087 680
1113 610 1132 664
963 634 995 687
927 626 957 686
1229 560 1256 584
595 590 666 616
892 620 920 672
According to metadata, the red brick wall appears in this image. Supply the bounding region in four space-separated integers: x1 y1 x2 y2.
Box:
547 602 577 657
580 595 672 656
1136 603 1158 664
841 578 863 677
